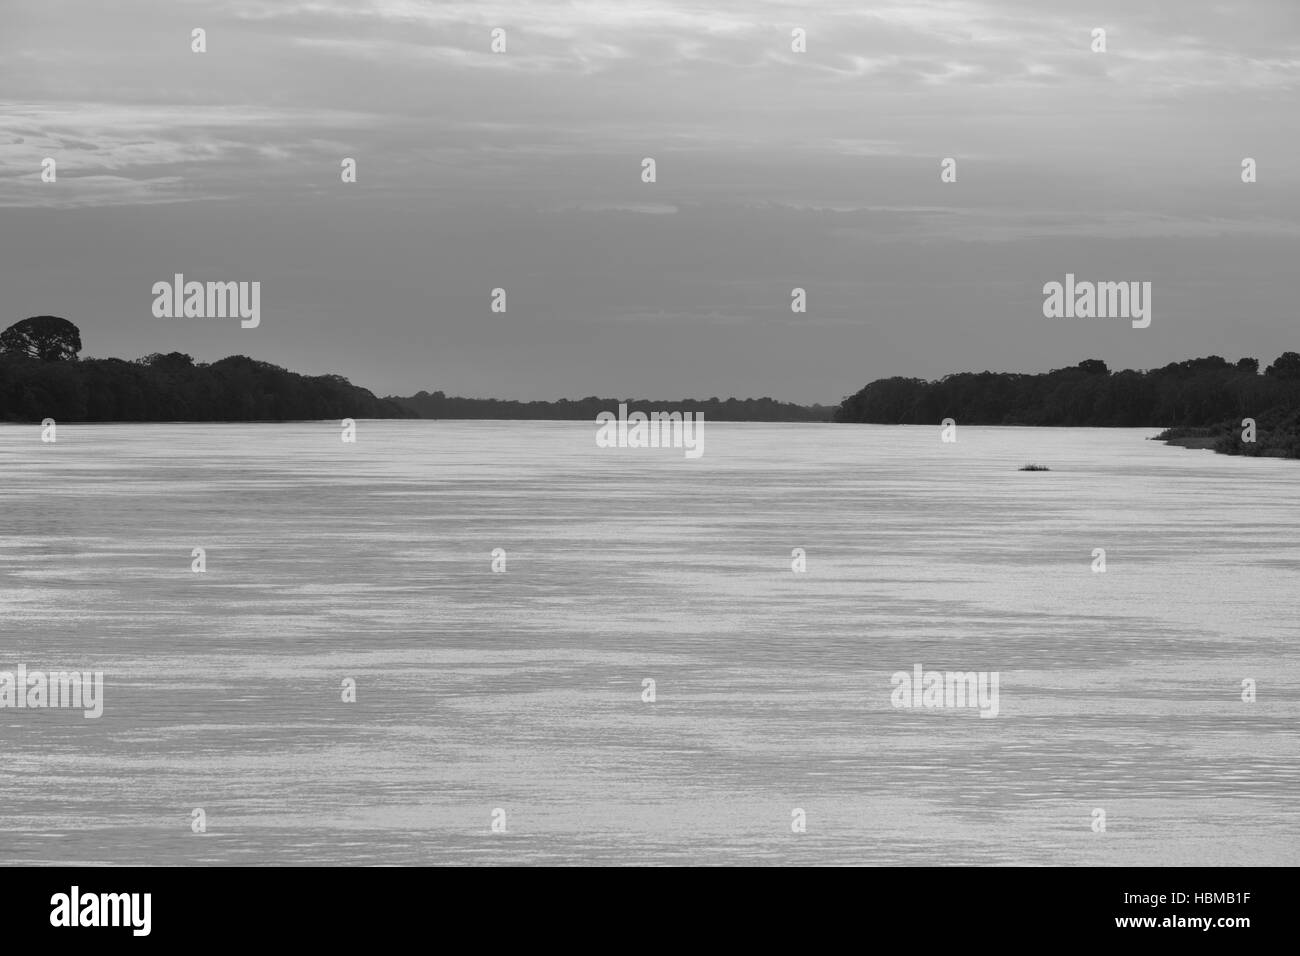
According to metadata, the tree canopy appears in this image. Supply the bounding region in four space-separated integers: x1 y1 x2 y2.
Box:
0 315 82 362
834 356 1298 429
1 349 410 422
1265 352 1300 380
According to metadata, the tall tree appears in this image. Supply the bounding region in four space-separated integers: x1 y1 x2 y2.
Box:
0 315 83 362
1265 352 1300 380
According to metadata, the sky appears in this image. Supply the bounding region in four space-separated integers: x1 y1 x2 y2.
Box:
1 0 1298 404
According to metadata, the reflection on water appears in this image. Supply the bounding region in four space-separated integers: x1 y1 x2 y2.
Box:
0 421 1297 865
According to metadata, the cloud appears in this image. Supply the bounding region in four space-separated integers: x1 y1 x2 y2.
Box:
0 102 385 207
0 0 1297 209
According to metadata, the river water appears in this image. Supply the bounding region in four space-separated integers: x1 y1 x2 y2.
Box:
0 421 1296 865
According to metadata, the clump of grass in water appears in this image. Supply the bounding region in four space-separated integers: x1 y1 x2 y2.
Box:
1019 463 1051 471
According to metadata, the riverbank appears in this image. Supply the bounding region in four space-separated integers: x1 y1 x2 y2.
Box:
1156 409 1300 459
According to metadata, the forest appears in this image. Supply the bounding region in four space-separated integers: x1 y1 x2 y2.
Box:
0 317 407 421
834 355 1300 457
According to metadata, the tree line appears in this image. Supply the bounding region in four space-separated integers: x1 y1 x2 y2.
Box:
0 316 832 423
391 391 835 422
0 316 407 422
834 354 1300 457
7 315 1297 453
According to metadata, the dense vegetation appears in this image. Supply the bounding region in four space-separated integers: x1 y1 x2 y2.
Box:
834 354 1300 458
7 314 1297 454
391 391 835 422
1157 406 1300 459
0 316 832 424
0 349 409 422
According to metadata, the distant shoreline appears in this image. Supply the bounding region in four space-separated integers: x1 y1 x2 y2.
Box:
1158 435 1219 451
4 416 1296 460
835 356 1300 460
3 321 1297 456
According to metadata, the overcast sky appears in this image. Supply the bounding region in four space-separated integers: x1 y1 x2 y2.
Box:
2 0 1297 403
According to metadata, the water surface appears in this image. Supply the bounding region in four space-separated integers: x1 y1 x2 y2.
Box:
1 422 1296 865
